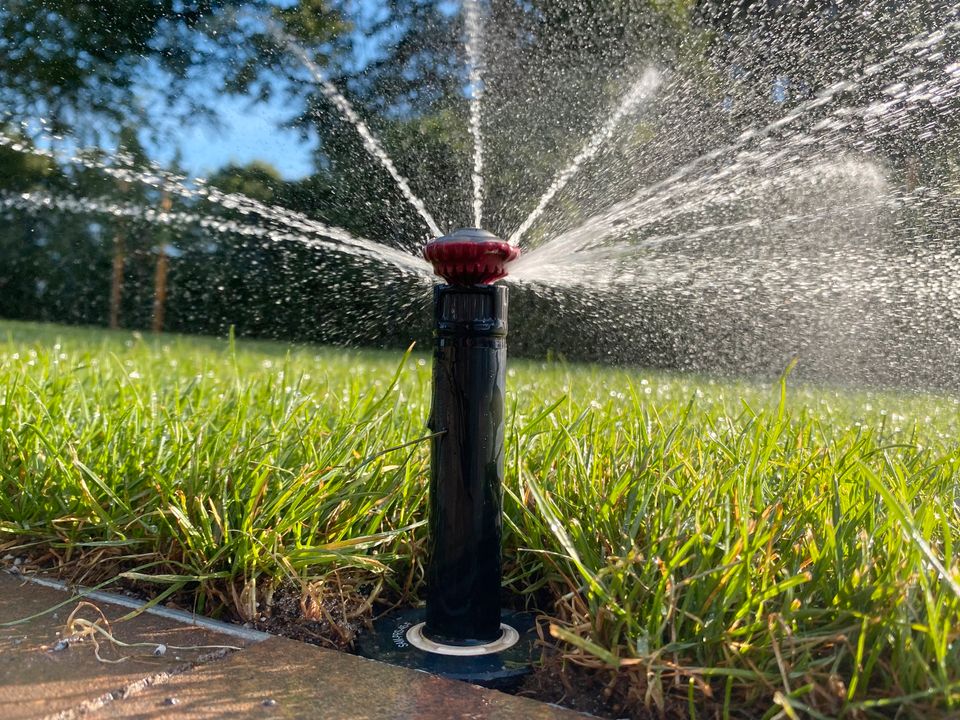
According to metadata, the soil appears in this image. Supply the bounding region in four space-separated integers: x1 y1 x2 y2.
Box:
246 584 368 650
517 654 628 718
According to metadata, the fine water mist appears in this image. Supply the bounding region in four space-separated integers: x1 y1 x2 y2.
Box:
3 0 960 387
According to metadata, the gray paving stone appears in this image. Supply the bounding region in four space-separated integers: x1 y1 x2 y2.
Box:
89 637 588 720
0 573 252 719
1 573 589 719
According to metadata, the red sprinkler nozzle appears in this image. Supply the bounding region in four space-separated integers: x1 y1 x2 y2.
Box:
424 228 520 285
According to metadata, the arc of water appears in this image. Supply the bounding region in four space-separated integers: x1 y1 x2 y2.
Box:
519 11 960 263
512 190 901 288
0 128 431 275
273 27 443 240
509 155 889 282
0 190 432 278
464 0 486 228
507 67 661 246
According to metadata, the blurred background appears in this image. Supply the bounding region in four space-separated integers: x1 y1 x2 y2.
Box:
2 1 959 386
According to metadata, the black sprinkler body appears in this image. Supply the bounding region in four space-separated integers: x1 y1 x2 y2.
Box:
426 282 507 642
358 229 533 687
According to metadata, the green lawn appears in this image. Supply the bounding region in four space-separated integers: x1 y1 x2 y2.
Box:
2 319 959 718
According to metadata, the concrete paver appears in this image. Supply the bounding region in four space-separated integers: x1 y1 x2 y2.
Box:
1 572 588 719
88 636 587 719
0 573 253 720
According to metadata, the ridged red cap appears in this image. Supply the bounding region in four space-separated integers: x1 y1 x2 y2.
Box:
424 228 520 285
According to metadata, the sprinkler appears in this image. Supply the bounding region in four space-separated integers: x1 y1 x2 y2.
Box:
358 229 534 688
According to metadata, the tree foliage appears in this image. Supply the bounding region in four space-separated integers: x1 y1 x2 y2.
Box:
0 0 343 139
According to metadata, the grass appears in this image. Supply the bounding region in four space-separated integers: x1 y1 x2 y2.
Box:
2 319 959 718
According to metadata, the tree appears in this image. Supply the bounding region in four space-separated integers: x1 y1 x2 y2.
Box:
0 1 344 142
0 0 347 332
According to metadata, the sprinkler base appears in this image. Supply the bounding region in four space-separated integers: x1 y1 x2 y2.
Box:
357 608 537 689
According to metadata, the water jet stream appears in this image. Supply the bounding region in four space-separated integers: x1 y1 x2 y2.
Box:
0 190 432 278
511 191 900 288
0 128 432 275
507 67 661 246
272 26 444 240
464 0 486 228
517 11 960 275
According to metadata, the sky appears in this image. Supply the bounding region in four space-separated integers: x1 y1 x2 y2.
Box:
138 0 427 182
145 90 318 181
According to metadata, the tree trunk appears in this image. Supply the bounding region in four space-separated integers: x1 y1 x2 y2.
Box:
152 245 168 333
905 155 920 193
109 233 125 329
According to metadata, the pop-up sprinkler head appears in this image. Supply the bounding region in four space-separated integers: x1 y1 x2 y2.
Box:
359 227 534 688
424 228 520 285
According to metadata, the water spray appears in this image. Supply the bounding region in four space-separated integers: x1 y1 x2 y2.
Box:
358 229 534 687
